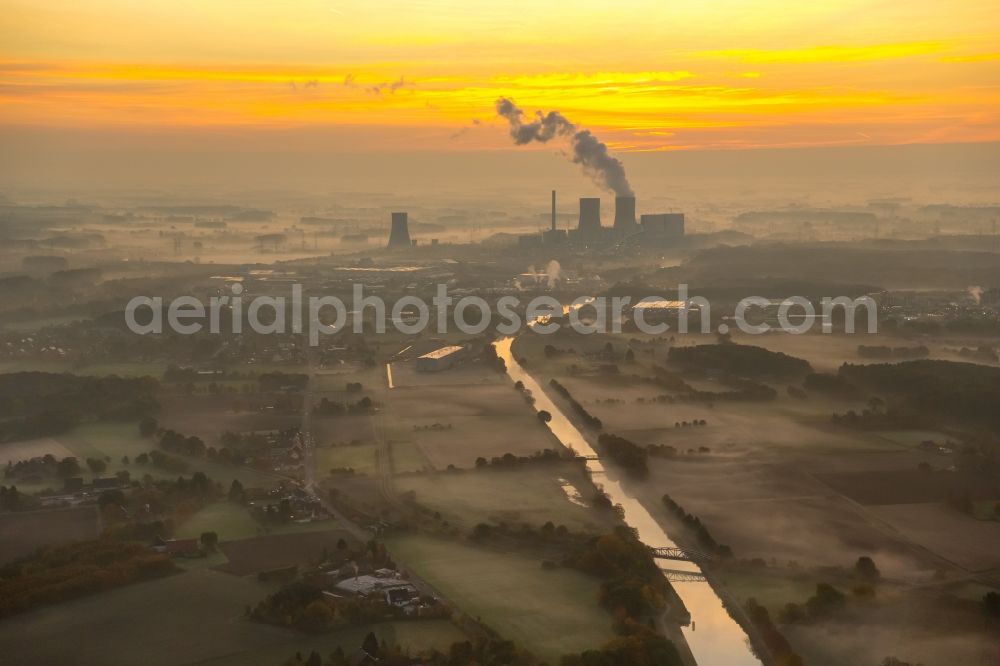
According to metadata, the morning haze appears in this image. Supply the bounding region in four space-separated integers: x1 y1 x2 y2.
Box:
1 1 999 666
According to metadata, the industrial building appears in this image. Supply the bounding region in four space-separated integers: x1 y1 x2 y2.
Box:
416 345 467 372
577 197 603 239
613 196 637 233
518 191 686 249
640 213 685 240
387 212 412 248
331 574 420 607
632 299 688 325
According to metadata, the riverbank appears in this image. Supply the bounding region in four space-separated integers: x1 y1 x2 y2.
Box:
495 336 763 666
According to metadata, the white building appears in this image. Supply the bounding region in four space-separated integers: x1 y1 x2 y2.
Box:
416 345 466 372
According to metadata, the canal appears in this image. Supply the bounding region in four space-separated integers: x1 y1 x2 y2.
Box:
494 337 762 666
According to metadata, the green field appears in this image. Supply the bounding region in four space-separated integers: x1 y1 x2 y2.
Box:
385 534 615 662
0 568 464 666
69 422 283 488
174 502 339 548
394 466 616 534
718 570 820 615
175 502 263 541
315 442 379 475
7 422 287 496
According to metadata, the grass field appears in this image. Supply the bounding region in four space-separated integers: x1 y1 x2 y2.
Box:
0 507 99 563
175 502 340 546
383 383 562 470
5 421 288 497
315 442 379 476
0 568 463 666
66 422 284 489
175 502 263 541
394 466 616 534
0 436 75 466
214 529 356 576
385 534 615 662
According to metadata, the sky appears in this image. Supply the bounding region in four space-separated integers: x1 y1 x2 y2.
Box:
0 0 998 166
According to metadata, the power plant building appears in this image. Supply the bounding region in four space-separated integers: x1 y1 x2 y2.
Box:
387 212 412 248
613 196 637 234
519 193 685 248
577 197 603 239
640 213 685 240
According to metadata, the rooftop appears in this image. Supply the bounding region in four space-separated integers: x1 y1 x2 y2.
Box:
418 345 464 360
633 300 686 310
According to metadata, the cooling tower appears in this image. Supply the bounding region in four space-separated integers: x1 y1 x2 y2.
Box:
387 212 411 248
578 197 601 237
613 196 636 233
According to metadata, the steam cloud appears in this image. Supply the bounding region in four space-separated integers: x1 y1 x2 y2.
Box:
546 259 561 289
495 97 634 198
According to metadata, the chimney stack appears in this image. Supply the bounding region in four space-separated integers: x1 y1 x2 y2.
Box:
578 198 602 238
613 196 636 233
387 212 412 248
551 190 556 231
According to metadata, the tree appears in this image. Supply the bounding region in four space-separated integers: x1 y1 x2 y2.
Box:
855 556 881 582
86 458 107 474
984 591 1000 617
806 583 846 618
200 531 219 551
1 486 21 511
537 410 552 423
361 631 380 658
56 457 81 478
328 647 350 666
300 601 334 632
228 479 245 502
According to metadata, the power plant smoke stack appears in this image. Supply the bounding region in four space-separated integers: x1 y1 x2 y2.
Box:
387 212 411 248
578 198 601 238
551 190 556 231
614 196 636 233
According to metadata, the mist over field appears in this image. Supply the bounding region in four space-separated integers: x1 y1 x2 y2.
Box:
2 1 999 665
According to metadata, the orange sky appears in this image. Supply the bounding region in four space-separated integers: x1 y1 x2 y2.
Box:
1 0 998 151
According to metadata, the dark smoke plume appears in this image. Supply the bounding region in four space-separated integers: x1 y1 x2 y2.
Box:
495 97 634 197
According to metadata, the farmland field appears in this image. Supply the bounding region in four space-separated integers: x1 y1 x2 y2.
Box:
383 382 562 469
315 442 379 476
0 568 463 665
0 436 74 466
394 465 615 534
175 502 263 541
0 507 99 563
214 529 356 576
385 534 615 663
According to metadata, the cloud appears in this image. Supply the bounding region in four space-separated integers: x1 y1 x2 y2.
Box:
367 76 410 96
701 41 944 64
342 74 413 96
